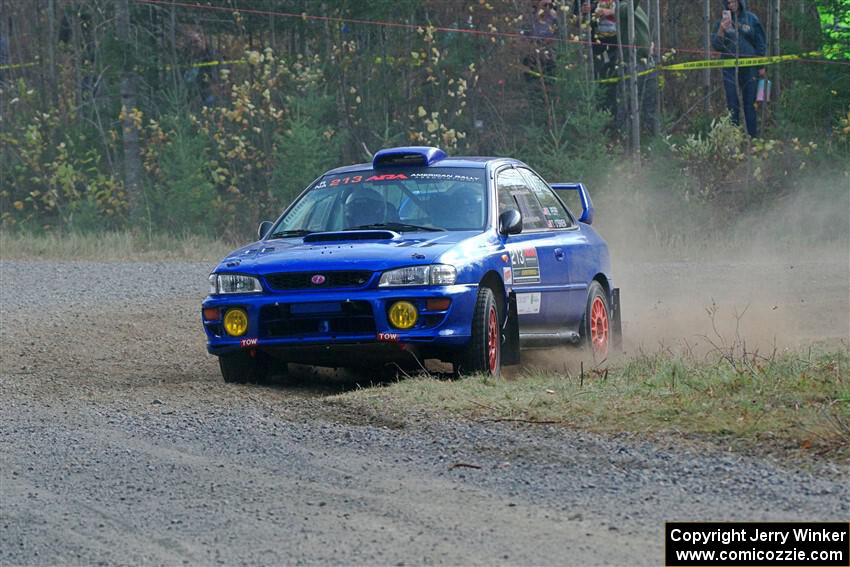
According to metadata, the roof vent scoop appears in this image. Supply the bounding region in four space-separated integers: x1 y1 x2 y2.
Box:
372 146 447 168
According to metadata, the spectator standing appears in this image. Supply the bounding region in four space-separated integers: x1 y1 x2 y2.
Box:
182 29 220 107
711 0 767 137
523 0 560 78
574 1 616 79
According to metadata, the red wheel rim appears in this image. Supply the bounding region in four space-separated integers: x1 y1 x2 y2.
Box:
590 296 609 358
487 305 499 373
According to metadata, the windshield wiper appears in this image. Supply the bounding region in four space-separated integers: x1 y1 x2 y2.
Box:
268 229 314 238
352 222 445 232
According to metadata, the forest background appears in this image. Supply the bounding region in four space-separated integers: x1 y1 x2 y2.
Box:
1 0 848 249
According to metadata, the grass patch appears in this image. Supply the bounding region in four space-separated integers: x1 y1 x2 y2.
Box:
337 346 850 461
0 230 236 261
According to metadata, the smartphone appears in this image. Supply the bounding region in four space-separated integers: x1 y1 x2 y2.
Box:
722 9 731 20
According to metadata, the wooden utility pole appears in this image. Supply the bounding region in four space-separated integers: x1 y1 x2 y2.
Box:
627 0 640 158
116 0 143 221
703 0 711 114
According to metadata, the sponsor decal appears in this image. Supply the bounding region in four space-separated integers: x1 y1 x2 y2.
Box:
509 247 541 284
377 332 400 342
365 173 408 182
240 337 258 348
502 266 513 285
516 293 542 315
409 172 480 182
311 274 327 285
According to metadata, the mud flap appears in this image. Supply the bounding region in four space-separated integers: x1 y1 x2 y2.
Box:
501 292 521 366
611 288 623 351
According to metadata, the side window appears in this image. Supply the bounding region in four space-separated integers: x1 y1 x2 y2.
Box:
496 168 549 230
519 169 575 229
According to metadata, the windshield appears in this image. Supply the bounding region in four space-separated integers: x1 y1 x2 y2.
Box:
269 167 487 236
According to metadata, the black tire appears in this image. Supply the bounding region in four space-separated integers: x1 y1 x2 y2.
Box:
580 281 611 361
218 351 269 384
455 287 501 377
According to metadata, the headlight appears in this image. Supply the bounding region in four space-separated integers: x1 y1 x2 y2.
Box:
209 274 263 294
378 264 457 287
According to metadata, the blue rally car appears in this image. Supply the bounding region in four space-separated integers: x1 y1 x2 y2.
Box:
202 146 620 382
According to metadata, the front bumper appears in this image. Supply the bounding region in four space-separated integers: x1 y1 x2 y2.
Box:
202 284 478 357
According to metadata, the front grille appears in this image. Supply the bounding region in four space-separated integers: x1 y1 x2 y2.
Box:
265 270 372 291
260 301 376 338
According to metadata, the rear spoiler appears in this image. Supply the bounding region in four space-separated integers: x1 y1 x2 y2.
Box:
551 183 594 225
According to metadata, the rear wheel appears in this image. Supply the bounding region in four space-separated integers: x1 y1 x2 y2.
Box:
455 287 501 377
581 281 610 360
219 351 269 384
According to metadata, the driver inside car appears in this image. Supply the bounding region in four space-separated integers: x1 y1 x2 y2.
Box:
343 188 390 229
441 185 483 229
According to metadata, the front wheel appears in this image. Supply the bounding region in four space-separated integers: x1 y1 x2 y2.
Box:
581 281 610 360
219 351 269 384
455 287 501 377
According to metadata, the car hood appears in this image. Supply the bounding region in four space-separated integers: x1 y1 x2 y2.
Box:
213 230 487 275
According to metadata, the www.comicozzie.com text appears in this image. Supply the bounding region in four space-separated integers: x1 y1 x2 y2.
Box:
669 526 847 546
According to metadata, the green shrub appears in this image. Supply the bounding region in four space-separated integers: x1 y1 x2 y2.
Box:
149 114 216 234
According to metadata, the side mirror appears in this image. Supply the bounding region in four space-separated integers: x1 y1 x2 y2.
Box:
551 183 595 225
258 220 273 239
498 209 523 236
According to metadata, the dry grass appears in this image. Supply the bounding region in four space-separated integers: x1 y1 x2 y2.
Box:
0 230 236 262
337 345 850 462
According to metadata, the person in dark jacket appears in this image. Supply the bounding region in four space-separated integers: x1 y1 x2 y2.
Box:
711 0 766 137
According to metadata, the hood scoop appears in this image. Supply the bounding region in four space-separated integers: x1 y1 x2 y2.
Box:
303 230 399 243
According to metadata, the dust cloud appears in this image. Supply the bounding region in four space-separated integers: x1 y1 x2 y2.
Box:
536 169 850 368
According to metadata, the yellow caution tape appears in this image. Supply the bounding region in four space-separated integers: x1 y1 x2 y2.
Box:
2 50 825 77
167 58 246 70
0 59 247 72
0 61 39 71
663 51 820 71
530 51 823 84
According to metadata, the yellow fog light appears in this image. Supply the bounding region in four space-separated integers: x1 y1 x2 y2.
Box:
388 301 418 329
223 308 249 337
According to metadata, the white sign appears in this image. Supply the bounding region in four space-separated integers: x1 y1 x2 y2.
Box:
516 293 541 315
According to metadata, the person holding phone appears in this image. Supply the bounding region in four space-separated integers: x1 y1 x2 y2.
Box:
711 0 767 137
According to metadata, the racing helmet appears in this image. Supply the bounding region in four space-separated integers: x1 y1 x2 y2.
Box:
344 188 387 229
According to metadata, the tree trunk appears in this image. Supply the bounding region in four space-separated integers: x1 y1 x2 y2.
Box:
652 0 661 136
585 1 594 82
771 0 781 98
615 1 627 145
703 0 711 114
47 0 56 104
627 0 640 159
116 0 143 222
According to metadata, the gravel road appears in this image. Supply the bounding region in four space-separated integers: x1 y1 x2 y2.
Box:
1 257 848 566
